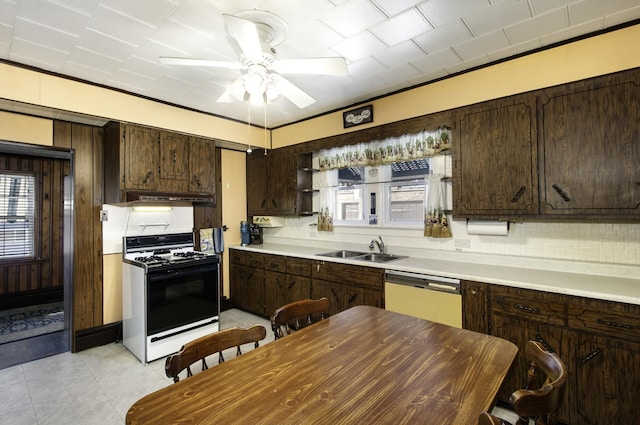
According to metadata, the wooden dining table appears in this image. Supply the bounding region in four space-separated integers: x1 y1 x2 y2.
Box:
126 305 518 424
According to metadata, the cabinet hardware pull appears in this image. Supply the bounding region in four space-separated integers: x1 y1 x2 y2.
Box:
331 288 338 299
288 282 295 290
596 318 633 329
511 186 526 202
193 175 201 187
348 294 357 303
172 149 177 162
552 184 571 202
580 347 603 364
142 171 153 184
534 334 556 353
514 303 539 313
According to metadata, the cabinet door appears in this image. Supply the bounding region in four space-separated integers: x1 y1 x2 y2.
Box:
246 150 269 216
286 274 311 304
231 265 264 316
264 270 287 318
453 94 538 217
492 315 569 423
267 148 296 215
189 137 215 195
571 331 640 425
310 279 342 317
159 132 189 192
539 69 640 216
124 125 158 190
461 280 489 334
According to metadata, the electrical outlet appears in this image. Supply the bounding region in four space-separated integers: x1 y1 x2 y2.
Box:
100 210 108 222
454 239 470 249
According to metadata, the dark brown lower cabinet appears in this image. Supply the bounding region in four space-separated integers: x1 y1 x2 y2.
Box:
310 278 381 317
462 280 640 425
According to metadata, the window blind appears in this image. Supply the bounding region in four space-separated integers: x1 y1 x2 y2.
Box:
0 173 35 258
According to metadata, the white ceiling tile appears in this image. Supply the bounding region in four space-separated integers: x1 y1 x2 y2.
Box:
347 55 388 79
9 38 70 69
88 6 157 46
569 0 640 25
504 8 568 45
265 0 336 33
99 0 180 28
411 48 462 75
319 0 387 37
370 8 431 46
12 18 78 53
167 0 227 38
528 0 571 15
67 45 123 74
15 0 90 36
372 40 426 68
451 29 510 61
374 63 422 85
605 5 640 27
539 17 604 45
413 20 471 53
372 0 425 17
0 1 16 26
279 20 345 59
418 0 491 27
332 31 387 62
151 75 198 96
47 0 101 16
487 38 542 62
77 29 138 61
148 19 216 56
464 0 531 36
444 54 490 75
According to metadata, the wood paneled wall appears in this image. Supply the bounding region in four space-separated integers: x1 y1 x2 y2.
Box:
53 121 104 345
0 154 67 296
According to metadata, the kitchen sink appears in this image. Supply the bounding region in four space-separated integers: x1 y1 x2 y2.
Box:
355 253 407 263
316 250 406 263
316 250 369 258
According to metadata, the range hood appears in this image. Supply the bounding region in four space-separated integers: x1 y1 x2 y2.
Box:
111 191 216 206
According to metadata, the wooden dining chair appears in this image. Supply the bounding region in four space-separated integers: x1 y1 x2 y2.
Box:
271 298 330 340
165 325 266 383
479 340 567 425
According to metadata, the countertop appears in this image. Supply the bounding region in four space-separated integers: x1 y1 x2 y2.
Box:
231 242 640 305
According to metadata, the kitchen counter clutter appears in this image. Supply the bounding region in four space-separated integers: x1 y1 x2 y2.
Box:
231 242 640 305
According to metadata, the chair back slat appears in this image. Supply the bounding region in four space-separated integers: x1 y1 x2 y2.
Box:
165 325 267 382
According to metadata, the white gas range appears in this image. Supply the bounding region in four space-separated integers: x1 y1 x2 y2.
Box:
122 232 220 364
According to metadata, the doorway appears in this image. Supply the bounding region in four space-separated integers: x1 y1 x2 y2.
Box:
0 145 73 369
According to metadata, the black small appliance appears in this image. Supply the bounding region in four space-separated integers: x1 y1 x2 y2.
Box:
249 223 263 245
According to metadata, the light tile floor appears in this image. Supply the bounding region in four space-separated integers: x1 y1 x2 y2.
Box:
0 308 520 425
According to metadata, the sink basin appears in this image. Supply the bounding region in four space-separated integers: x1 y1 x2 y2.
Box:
317 250 369 258
355 253 407 263
317 250 406 263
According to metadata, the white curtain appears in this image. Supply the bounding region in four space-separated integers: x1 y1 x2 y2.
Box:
424 174 452 238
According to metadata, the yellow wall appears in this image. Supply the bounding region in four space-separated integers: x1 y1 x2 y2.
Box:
0 111 52 145
102 254 122 324
272 24 640 148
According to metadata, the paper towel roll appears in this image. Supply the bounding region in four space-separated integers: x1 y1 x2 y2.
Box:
466 220 509 236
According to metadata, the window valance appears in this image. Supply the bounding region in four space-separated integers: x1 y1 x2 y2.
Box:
318 127 451 171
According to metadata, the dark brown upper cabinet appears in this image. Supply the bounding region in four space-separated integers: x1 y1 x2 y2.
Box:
246 147 296 216
452 93 539 218
538 69 640 217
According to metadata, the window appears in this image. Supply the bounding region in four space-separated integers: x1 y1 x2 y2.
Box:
386 159 430 225
334 167 365 223
0 173 35 258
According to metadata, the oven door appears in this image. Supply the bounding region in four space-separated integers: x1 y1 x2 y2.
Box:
146 260 219 336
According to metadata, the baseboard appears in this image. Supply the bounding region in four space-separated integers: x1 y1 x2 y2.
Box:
74 322 122 352
0 288 63 311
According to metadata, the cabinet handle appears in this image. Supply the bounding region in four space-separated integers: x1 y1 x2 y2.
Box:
534 333 556 354
551 184 571 202
514 303 539 313
331 288 339 300
172 149 177 162
580 347 603 364
193 175 201 187
288 281 295 290
142 171 153 184
511 186 526 202
348 294 357 304
596 318 633 330
271 199 278 208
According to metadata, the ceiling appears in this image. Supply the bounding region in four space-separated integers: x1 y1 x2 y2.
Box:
1 0 639 128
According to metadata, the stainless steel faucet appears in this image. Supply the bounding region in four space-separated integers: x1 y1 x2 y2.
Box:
369 236 385 254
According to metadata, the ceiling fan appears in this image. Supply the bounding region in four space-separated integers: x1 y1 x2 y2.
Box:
159 10 348 108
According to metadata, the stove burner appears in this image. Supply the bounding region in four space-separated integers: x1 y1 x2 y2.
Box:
173 251 205 259
135 255 167 264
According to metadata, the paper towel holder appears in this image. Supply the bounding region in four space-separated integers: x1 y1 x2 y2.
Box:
466 219 510 236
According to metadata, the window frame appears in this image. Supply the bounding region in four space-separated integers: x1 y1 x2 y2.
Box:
0 172 37 260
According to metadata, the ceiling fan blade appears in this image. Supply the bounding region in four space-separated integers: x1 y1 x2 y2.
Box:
223 14 263 63
272 75 316 108
273 57 348 75
160 56 244 69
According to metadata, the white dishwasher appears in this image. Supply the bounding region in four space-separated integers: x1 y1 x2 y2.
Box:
384 270 462 328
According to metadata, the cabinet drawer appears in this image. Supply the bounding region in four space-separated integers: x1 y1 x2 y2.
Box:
287 257 312 276
229 249 245 265
245 252 264 268
490 286 566 326
313 261 383 290
264 254 286 272
568 298 640 341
